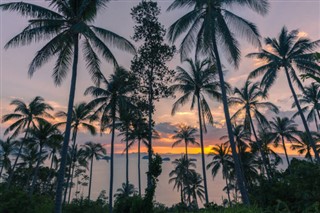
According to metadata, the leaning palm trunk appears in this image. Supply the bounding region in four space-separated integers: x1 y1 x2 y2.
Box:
314 113 319 131
284 67 320 162
0 164 4 178
247 108 271 179
212 43 250 205
55 35 79 213
316 110 320 130
138 138 141 196
196 95 209 205
281 136 290 167
29 145 43 196
7 122 31 188
109 106 116 213
64 129 78 204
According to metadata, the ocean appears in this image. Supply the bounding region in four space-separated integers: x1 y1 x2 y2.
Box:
72 153 293 207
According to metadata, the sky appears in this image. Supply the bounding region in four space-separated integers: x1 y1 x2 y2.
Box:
0 0 320 155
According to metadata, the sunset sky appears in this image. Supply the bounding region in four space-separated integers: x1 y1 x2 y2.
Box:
0 0 319 155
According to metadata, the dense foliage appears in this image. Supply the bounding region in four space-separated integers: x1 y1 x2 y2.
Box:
0 0 320 213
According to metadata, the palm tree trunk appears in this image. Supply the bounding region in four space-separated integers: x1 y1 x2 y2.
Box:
68 160 76 203
314 111 319 131
284 67 320 162
246 108 271 179
147 78 153 191
196 95 209 205
54 34 79 213
64 128 77 204
180 187 184 203
7 121 31 189
316 110 320 126
281 136 290 167
0 164 4 179
185 140 188 160
30 145 43 196
109 104 116 213
126 128 129 187
138 138 141 197
193 189 198 209
211 42 250 205
88 157 93 200
225 175 231 207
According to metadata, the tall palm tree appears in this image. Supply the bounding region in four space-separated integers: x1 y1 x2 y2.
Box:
85 67 135 212
55 102 98 202
229 81 279 178
28 120 63 195
167 0 270 204
172 125 199 160
2 96 53 188
269 117 300 167
247 26 320 162
291 132 320 163
207 144 233 205
82 141 106 200
170 58 223 204
0 1 135 211
0 138 17 179
293 83 320 131
169 155 196 205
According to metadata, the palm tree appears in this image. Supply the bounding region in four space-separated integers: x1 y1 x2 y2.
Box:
247 26 320 162
167 0 270 204
170 58 223 204
221 124 250 156
169 155 196 205
291 132 320 163
2 96 53 188
126 114 149 197
207 144 233 205
114 183 137 199
118 106 137 189
85 67 135 212
255 129 282 175
19 143 48 189
269 117 300 167
55 102 98 202
172 125 199 160
229 81 279 178
293 83 320 131
82 141 106 200
67 145 88 203
0 138 17 179
187 171 205 208
0 1 135 210
46 137 62 191
28 120 63 195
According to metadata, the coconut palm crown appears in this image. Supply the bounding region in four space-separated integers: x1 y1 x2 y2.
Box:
247 26 320 162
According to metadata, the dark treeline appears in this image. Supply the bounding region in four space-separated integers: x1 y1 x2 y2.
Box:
0 0 320 213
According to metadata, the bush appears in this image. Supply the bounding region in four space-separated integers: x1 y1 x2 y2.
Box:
0 189 53 213
250 158 320 212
